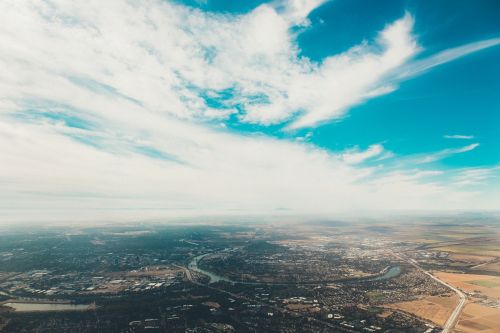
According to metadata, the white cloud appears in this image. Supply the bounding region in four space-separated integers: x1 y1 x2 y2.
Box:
0 0 498 222
412 143 480 164
444 143 478 153
444 134 475 140
272 0 330 25
452 167 500 187
1 1 497 129
342 144 386 164
396 38 500 80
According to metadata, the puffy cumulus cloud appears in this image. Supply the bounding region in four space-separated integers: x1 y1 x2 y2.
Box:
0 0 499 222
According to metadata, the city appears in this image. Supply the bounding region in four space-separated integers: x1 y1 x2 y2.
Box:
1 217 498 332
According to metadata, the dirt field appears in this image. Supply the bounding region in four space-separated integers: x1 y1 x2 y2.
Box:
434 244 500 258
82 283 126 294
434 272 500 298
285 303 321 313
386 294 458 326
455 303 500 333
125 266 181 277
376 309 393 319
449 254 496 264
202 301 220 309
471 261 500 274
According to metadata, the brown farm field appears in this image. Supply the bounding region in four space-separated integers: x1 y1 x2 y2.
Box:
455 303 500 333
434 272 500 298
449 253 496 265
428 236 500 257
435 246 500 258
471 261 500 274
385 294 458 326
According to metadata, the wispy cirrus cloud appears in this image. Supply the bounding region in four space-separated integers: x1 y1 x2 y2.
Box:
341 144 393 164
396 38 500 80
412 143 480 164
444 134 475 140
453 167 500 187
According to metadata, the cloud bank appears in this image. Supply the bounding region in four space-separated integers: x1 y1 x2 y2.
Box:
0 0 498 222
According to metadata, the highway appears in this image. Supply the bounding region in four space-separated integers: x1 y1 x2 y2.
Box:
392 252 466 333
421 266 466 333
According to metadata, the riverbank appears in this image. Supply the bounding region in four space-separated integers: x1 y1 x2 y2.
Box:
188 253 401 285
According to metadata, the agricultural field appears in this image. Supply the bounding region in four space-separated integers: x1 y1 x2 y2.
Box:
433 245 500 258
455 303 500 333
434 272 500 298
417 232 500 258
471 261 500 275
385 294 458 326
449 254 496 265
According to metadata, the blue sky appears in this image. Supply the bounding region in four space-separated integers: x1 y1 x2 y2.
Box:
0 0 499 222
183 0 500 167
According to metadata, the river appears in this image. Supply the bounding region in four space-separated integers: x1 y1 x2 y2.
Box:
188 253 401 285
188 253 236 284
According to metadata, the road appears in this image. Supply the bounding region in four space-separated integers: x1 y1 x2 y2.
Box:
470 258 498 270
392 253 466 333
421 266 466 333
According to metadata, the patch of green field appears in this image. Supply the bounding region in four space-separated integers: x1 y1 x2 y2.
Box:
434 246 500 257
467 279 500 288
367 291 385 302
366 307 383 314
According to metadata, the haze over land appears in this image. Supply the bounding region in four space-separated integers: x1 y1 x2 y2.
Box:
1 217 500 332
